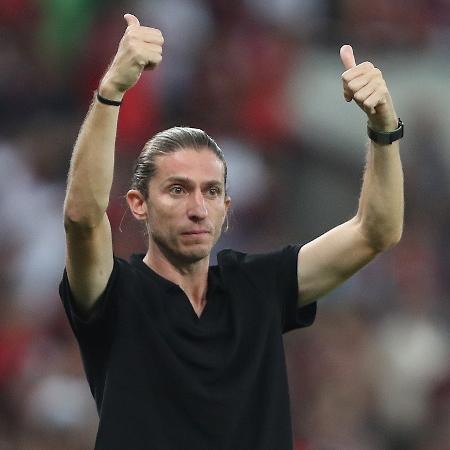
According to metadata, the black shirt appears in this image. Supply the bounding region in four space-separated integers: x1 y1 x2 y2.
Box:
59 245 316 450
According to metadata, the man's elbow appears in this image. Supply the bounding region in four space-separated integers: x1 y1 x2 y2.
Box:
63 203 105 232
369 224 403 253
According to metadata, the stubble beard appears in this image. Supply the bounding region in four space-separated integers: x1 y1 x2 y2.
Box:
149 227 220 266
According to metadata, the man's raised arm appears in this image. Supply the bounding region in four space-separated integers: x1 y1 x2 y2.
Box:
63 14 164 314
298 45 404 306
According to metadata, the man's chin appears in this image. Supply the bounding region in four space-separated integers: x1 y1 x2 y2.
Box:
152 233 216 265
178 245 211 263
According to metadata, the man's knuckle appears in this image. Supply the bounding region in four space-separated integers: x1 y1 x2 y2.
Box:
146 28 164 43
371 68 382 80
154 28 163 39
347 80 358 91
374 79 386 92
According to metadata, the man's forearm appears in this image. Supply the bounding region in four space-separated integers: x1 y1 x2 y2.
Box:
64 15 163 229
339 45 404 252
356 139 404 251
64 94 120 228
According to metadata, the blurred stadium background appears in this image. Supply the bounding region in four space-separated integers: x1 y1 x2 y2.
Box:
1 0 449 449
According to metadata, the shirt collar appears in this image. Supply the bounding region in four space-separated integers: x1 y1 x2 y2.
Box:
130 253 226 294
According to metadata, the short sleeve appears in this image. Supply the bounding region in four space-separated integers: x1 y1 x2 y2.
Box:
276 245 316 333
217 246 316 333
58 256 123 339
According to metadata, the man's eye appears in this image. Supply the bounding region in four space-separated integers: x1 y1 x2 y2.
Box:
208 187 220 196
169 186 185 195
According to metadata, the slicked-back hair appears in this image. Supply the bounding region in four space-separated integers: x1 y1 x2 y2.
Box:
130 127 228 199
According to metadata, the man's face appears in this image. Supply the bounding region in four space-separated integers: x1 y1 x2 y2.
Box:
146 147 230 264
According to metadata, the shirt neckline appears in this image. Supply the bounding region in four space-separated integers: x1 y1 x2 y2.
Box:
129 253 224 295
130 253 225 322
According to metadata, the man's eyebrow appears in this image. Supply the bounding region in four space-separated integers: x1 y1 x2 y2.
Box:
163 176 224 187
202 180 224 187
163 176 191 184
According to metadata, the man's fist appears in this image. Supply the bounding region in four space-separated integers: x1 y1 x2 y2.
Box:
98 14 164 100
340 45 397 132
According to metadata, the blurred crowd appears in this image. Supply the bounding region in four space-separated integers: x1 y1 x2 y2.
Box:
1 0 449 449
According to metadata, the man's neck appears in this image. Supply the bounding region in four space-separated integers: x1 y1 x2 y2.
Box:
143 248 210 317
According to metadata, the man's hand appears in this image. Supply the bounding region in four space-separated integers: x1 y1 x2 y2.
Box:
340 44 397 132
99 14 164 100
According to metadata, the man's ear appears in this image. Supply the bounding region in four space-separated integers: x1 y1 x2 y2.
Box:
224 195 231 212
223 195 232 231
126 189 148 221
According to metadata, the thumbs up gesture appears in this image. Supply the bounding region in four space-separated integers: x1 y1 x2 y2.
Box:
98 14 164 100
340 45 398 132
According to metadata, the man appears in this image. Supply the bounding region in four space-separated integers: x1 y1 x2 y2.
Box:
60 13 404 450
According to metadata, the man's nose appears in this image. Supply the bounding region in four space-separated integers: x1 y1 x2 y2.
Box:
187 191 208 220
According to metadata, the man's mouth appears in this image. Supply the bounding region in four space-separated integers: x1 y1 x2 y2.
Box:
181 230 210 235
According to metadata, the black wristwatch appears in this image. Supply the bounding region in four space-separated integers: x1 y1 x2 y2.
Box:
367 118 404 145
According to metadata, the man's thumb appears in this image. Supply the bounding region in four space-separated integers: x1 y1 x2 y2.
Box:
124 13 140 28
340 44 356 70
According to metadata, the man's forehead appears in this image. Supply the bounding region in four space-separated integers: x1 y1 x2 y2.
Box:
154 148 225 180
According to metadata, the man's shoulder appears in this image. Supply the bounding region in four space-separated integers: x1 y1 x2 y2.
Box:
216 248 246 265
215 245 301 289
216 245 301 267
112 254 139 274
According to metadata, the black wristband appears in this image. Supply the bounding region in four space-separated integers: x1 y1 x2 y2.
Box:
367 118 404 145
96 90 122 106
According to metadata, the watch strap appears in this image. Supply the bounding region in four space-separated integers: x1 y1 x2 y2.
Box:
367 118 404 145
96 90 122 106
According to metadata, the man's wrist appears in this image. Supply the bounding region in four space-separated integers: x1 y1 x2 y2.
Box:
367 118 404 145
95 91 122 106
367 116 399 133
97 80 125 103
